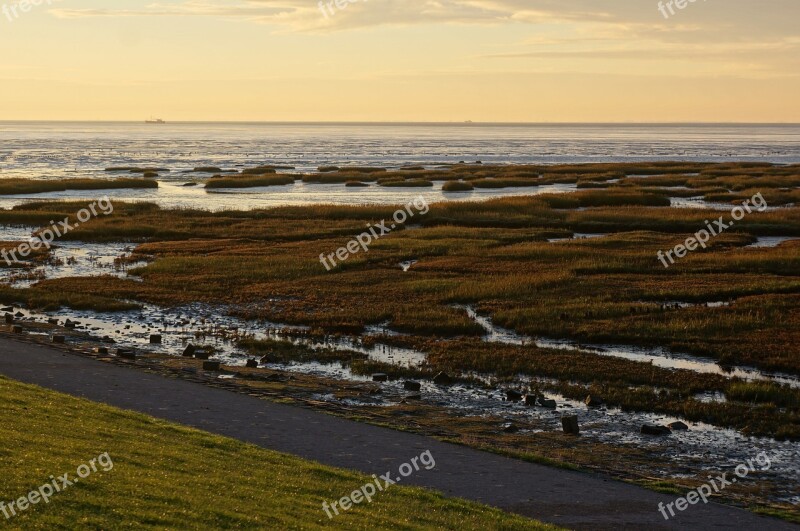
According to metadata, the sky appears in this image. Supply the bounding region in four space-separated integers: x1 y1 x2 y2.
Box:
0 0 798 122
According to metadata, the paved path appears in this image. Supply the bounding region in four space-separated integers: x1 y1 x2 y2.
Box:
0 337 795 530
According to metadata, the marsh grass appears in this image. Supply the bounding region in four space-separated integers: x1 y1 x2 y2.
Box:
0 178 157 196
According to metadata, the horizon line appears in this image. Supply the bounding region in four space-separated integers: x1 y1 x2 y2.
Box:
1 120 800 126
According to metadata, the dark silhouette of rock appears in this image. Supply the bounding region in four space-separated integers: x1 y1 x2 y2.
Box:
562 415 580 435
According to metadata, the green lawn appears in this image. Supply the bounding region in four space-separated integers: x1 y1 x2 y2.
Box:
0 376 554 530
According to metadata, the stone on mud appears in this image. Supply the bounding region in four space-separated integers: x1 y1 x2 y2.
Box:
641 424 672 436
561 415 580 435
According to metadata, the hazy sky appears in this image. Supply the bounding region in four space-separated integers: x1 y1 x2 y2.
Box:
1 0 798 121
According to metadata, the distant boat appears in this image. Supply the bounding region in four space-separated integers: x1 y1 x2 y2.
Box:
145 117 165 124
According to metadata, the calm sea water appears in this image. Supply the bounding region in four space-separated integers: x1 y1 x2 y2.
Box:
0 122 798 209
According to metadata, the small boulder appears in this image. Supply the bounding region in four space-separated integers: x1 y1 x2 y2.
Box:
12 325 23 334
4 313 14 324
538 398 557 409
501 422 519 433
246 359 259 368
668 421 689 431
403 381 422 391
64 319 76 330
505 390 524 402
432 372 452 385
0 306 12 312
641 424 672 436
523 394 539 406
203 361 222 371
194 349 211 360
149 334 162 344
117 348 136 360
47 318 59 325
585 395 604 407
182 344 196 357
405 394 422 400
94 347 109 355
51 335 65 344
561 415 580 435
372 373 389 382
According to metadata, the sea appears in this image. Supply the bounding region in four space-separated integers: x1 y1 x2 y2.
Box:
0 121 798 210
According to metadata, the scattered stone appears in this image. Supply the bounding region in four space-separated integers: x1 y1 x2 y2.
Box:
538 398 557 409
403 380 421 391
182 344 196 357
641 424 672 436
668 421 689 431
4 313 13 324
117 348 136 360
194 349 211 360
94 347 109 355
203 361 222 371
47 318 59 325
246 359 259 368
506 389 524 402
523 394 539 406
585 395 604 407
372 373 389 382
51 335 65 344
0 306 12 312
432 372 452 385
405 394 422 400
561 415 580 435
14 311 23 318
64 319 76 330
12 325 23 334
501 422 519 433
149 334 162 344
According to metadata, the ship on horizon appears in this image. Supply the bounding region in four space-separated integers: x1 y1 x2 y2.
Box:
145 117 165 124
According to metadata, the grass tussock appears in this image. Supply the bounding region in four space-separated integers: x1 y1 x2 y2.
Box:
0 178 158 196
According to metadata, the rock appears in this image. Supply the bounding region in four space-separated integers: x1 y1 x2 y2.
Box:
14 311 23 318
203 361 221 371
4 313 14 324
372 373 389 382
501 422 519 433
149 334 162 344
668 421 689 431
561 415 580 435
523 394 539 406
403 380 421 391
48 318 59 325
405 394 422 400
641 424 672 436
585 395 604 407
194 349 211 360
117 348 136 360
12 325 23 334
505 389 524 402
246 359 259 368
64 319 76 330
432 372 452 385
182 344 196 357
538 398 557 409
51 335 65 344
0 306 12 312
94 347 109 355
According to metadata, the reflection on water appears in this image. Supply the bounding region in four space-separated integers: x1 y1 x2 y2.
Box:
456 305 800 389
0 181 578 212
